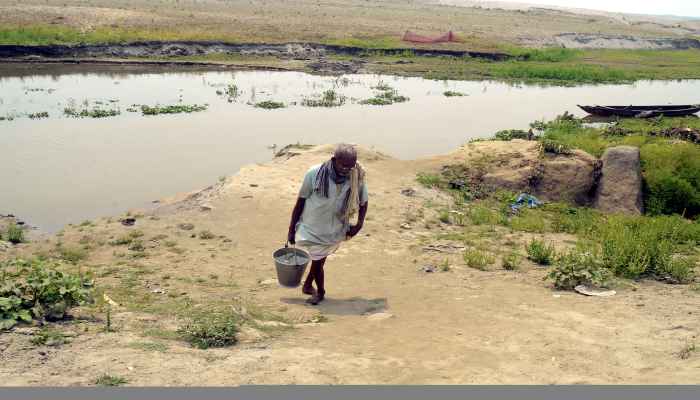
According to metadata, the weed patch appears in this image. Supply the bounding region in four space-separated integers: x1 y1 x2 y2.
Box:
177 311 240 349
526 239 556 265
464 248 495 270
254 101 285 109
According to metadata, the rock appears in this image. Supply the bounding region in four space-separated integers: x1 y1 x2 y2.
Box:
534 150 600 205
259 279 277 286
258 321 289 327
400 188 416 197
593 146 643 215
177 223 195 230
120 218 136 226
400 223 412 230
367 312 394 321
200 204 214 212
419 265 436 273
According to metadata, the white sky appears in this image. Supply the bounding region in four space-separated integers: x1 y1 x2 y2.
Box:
498 1 700 17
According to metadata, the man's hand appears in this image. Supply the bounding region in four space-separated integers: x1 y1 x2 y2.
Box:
288 228 296 245
346 224 363 238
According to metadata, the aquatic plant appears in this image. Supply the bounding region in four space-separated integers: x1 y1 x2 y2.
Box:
216 83 240 102
64 107 120 118
28 111 49 119
443 91 466 97
139 104 208 115
301 90 346 107
254 101 286 109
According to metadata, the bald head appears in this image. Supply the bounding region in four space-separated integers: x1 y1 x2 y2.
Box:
334 143 357 162
332 143 357 178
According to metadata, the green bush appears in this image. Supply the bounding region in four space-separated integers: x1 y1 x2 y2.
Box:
642 143 700 217
0 258 92 329
494 129 530 141
4 223 25 244
177 312 240 349
502 252 521 270
596 215 697 280
546 249 612 290
526 239 556 265
463 248 495 270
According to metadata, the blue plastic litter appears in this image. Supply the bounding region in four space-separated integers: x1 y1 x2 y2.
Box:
510 193 543 213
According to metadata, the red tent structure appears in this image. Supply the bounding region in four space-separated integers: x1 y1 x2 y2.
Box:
402 30 460 44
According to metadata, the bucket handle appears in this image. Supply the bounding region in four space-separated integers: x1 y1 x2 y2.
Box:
284 241 298 265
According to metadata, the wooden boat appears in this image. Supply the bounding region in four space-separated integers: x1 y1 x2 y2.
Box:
577 104 700 118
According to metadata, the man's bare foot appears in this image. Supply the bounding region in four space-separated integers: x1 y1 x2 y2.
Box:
306 289 325 305
302 285 316 296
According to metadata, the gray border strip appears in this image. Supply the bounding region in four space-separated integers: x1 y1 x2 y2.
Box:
0 386 698 400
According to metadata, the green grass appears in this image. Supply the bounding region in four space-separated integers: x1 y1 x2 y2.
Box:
301 90 346 107
539 116 700 217
126 341 168 353
95 374 128 387
30 327 70 347
177 311 240 349
254 101 286 109
463 248 495 270
136 104 208 115
502 252 521 271
526 239 557 265
504 47 582 62
4 223 25 244
491 63 634 84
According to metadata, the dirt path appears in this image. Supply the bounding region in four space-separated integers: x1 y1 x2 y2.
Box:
1 144 698 385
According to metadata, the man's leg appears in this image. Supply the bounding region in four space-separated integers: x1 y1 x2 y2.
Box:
307 257 327 305
302 268 315 295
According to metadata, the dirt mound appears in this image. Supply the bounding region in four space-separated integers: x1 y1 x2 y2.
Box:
441 140 600 205
593 146 643 215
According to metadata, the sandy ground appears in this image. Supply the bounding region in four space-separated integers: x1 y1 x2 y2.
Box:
1 0 698 50
1 142 698 385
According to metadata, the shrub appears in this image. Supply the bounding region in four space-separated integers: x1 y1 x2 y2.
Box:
4 223 25 244
177 312 240 349
95 374 128 386
494 129 530 141
30 327 70 346
443 91 466 97
416 172 442 188
502 252 521 270
463 248 495 270
546 249 612 290
254 101 285 109
0 258 92 329
301 90 346 107
468 206 498 226
57 246 88 264
526 239 556 265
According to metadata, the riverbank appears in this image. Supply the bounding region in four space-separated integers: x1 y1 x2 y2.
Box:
3 42 700 84
1 128 699 384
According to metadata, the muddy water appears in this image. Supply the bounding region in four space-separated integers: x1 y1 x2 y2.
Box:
1 65 699 231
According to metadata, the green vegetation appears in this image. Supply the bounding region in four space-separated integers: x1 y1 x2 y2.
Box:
3 223 25 244
526 239 557 265
360 86 409 106
57 245 88 264
463 248 495 270
494 129 530 141
28 111 50 120
254 101 286 109
502 252 521 271
504 47 582 62
126 341 168 352
443 91 466 97
138 104 208 115
0 258 92 330
302 90 346 107
546 249 612 290
216 84 240 102
177 311 240 349
538 116 700 217
30 327 70 347
95 374 128 387
64 101 120 118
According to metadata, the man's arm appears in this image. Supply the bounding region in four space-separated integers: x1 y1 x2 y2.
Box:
347 201 368 238
288 197 306 244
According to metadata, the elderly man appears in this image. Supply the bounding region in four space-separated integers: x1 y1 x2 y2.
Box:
287 144 369 305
